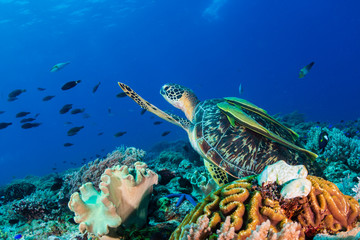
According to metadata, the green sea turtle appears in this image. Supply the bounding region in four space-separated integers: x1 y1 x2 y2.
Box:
118 82 323 185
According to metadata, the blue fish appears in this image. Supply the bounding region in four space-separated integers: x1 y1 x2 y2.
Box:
238 83 243 95
14 234 22 239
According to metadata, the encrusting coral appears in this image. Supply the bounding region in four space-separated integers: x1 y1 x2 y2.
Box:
68 161 158 237
170 165 360 240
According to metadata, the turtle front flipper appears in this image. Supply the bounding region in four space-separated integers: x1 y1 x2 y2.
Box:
203 158 228 186
225 97 299 141
217 102 318 161
118 82 190 131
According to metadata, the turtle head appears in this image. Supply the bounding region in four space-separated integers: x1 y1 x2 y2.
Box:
160 83 199 122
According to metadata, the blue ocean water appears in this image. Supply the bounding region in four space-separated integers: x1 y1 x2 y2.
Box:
0 0 359 185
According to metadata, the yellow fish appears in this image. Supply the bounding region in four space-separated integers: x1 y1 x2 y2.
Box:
299 61 315 78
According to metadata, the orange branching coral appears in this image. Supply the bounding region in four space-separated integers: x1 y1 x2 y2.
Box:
298 176 360 237
170 175 360 240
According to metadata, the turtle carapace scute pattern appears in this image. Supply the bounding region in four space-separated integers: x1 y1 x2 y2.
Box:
192 98 319 179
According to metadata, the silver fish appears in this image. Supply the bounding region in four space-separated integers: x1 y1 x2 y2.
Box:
50 62 70 72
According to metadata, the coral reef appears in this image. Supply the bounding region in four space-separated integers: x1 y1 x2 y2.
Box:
170 171 360 240
145 140 201 166
246 219 303 240
257 160 312 199
68 162 158 237
60 147 146 200
1 116 360 240
12 189 62 221
257 160 308 186
3 182 36 202
157 169 177 185
352 177 360 201
305 127 360 170
305 127 360 195
313 223 360 240
185 170 218 199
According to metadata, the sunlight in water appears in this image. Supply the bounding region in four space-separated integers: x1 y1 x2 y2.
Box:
203 0 228 21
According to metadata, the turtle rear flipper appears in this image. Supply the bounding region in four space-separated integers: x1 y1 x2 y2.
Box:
118 82 190 131
225 97 299 141
203 159 228 186
217 102 318 161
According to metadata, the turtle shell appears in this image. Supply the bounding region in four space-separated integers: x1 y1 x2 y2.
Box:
191 99 323 179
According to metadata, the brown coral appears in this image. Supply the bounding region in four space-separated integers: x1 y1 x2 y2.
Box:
298 176 360 237
170 175 360 240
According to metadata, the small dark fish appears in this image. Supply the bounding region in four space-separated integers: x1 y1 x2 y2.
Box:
114 131 127 137
8 89 26 98
116 92 127 98
340 120 344 123
16 111 31 118
96 154 100 158
318 131 329 154
67 126 84 136
0 111 5 114
0 122 12 129
92 82 101 93
43 95 55 101
59 104 73 114
140 109 147 115
21 122 41 129
71 108 85 114
82 158 86 161
64 121 73 125
299 61 315 78
37 87 46 91
97 132 104 136
61 80 81 90
83 113 91 119
7 97 18 102
161 131 171 137
108 108 112 114
63 161 67 163
52 167 57 171
20 118 36 123
153 121 163 125
64 143 74 147
34 113 40 118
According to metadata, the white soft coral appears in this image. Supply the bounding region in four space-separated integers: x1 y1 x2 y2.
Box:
68 162 158 236
352 177 360 201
